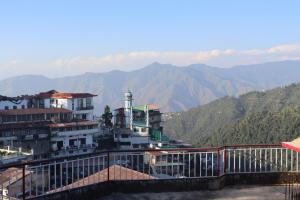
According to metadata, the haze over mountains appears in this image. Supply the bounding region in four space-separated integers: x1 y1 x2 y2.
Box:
0 60 300 114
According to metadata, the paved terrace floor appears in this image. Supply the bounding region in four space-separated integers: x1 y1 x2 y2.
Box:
101 185 285 200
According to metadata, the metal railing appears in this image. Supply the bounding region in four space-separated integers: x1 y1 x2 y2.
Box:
0 144 298 200
76 106 94 111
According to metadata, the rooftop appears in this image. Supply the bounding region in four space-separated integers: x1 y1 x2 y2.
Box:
132 104 160 111
34 90 97 99
0 121 52 130
0 95 25 102
50 165 155 192
282 137 300 152
0 167 30 186
0 108 72 115
48 120 98 128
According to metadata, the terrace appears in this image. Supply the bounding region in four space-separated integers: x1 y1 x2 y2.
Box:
0 144 300 200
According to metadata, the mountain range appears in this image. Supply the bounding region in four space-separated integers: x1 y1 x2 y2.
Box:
164 82 300 147
1 60 300 114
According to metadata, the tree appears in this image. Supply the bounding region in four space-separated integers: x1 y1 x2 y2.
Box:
102 105 113 128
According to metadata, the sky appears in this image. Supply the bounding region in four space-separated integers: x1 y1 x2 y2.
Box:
0 0 300 79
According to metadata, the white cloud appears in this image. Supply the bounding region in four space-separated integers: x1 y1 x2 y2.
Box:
1 44 300 79
53 44 300 71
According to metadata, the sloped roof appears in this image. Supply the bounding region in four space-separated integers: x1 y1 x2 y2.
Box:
282 137 300 152
35 90 97 99
0 167 30 187
132 104 160 111
49 164 155 192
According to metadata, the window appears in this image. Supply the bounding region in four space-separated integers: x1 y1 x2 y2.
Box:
121 134 129 138
132 144 139 148
72 99 74 110
21 105 25 109
50 99 54 108
141 128 147 132
86 98 92 108
120 142 131 146
57 141 63 150
4 106 9 110
13 106 17 109
80 138 86 145
69 139 76 147
39 100 45 108
77 99 83 109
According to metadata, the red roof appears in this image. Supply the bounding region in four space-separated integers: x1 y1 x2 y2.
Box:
35 90 97 99
0 108 72 115
49 165 155 192
282 137 300 152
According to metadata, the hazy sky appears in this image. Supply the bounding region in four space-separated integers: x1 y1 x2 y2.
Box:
1 0 300 79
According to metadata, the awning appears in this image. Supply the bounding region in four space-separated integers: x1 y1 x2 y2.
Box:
282 137 300 152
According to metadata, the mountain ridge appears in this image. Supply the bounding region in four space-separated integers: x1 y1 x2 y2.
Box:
164 82 300 147
1 60 300 114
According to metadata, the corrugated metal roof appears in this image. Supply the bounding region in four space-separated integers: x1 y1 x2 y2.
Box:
132 104 160 111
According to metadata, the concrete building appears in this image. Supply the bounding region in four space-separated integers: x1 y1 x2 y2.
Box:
28 90 97 120
0 90 99 159
49 121 99 157
0 108 72 158
113 91 169 149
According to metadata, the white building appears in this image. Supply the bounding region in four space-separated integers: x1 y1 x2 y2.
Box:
49 121 99 157
0 90 100 159
113 91 166 149
30 90 97 120
0 95 28 110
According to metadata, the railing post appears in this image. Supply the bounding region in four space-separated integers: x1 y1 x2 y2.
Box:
107 152 110 181
224 147 227 174
217 148 220 176
22 164 26 200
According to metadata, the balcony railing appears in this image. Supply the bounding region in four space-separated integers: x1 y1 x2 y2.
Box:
76 106 94 111
1 144 298 200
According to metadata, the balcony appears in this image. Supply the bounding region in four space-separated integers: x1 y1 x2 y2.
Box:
76 106 94 111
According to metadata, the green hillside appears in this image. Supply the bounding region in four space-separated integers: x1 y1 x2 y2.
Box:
164 83 300 147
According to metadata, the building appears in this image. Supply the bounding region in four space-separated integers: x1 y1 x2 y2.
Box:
0 90 99 159
113 91 169 149
0 108 72 158
28 90 97 120
0 95 28 110
49 120 99 157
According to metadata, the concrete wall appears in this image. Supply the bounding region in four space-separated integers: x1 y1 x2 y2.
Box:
31 172 300 200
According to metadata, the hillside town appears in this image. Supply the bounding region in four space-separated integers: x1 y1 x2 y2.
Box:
0 90 188 165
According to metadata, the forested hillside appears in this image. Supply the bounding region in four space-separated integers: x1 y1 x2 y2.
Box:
164 83 300 147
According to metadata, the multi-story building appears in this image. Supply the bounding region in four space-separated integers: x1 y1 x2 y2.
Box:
114 91 169 149
49 120 99 157
0 90 99 159
0 108 72 158
28 90 96 120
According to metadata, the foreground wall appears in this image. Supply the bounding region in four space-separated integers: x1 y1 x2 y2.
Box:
32 172 300 200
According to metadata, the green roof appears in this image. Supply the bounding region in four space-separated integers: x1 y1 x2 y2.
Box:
132 104 160 111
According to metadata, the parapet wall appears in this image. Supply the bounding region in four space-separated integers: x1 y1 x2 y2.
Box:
33 172 300 200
